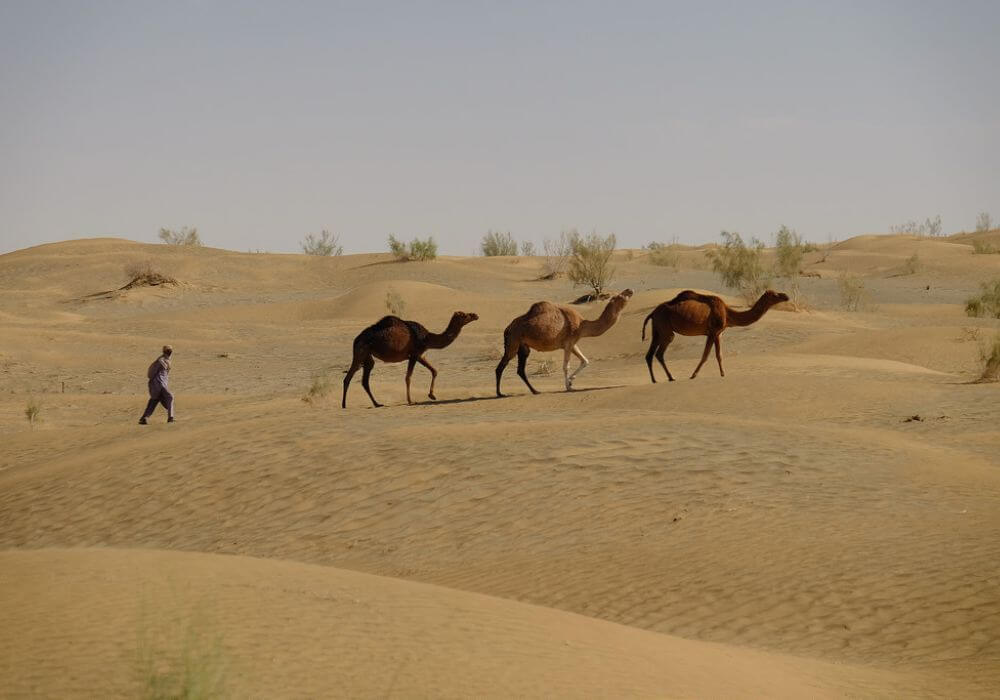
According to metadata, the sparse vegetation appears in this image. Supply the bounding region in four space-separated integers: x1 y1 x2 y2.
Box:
838 273 869 311
388 235 437 261
302 372 334 404
531 358 554 376
300 230 342 256
541 230 574 279
978 333 1000 382
24 397 41 428
645 239 681 268
706 231 772 304
520 240 536 256
773 226 804 279
385 288 406 316
890 215 942 237
901 252 921 275
965 278 1000 318
481 230 518 256
802 241 820 253
135 598 228 700
975 212 993 233
567 231 617 296
972 240 999 254
158 227 202 246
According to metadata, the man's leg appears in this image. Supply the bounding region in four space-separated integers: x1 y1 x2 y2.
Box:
160 387 175 421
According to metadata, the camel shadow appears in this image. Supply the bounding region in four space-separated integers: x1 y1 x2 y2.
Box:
414 384 626 407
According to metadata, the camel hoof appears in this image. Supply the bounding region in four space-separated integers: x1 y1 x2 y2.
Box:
428 393 436 401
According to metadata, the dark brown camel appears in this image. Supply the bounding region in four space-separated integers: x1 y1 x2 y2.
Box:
641 289 788 382
343 311 479 408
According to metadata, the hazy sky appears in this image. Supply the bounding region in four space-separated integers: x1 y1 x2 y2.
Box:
2 1 998 255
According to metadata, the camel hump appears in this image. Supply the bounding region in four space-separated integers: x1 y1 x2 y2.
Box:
527 300 554 315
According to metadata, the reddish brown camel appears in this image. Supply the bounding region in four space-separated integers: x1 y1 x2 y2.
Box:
343 311 479 408
496 289 633 396
641 289 788 382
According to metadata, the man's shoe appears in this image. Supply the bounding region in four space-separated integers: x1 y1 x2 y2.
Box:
138 417 148 425
167 417 176 423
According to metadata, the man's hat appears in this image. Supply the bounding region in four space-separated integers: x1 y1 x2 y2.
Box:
162 344 173 354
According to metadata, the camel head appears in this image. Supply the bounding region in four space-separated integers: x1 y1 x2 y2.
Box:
450 311 480 327
610 288 634 311
761 290 790 307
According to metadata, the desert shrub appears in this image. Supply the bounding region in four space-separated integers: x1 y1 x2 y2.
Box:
774 225 804 279
568 231 616 296
645 239 680 268
978 333 1000 382
976 212 993 233
541 230 574 279
965 278 1000 318
388 235 437 261
385 288 406 316
890 216 942 237
24 397 41 428
301 230 342 256
532 358 554 376
901 252 921 275
706 231 772 303
135 598 227 700
125 259 157 279
802 241 820 253
302 372 334 404
481 230 518 256
972 240 999 254
838 273 869 311
158 227 202 246
520 240 536 256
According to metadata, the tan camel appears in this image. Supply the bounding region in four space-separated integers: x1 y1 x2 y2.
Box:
496 289 633 396
641 289 788 382
343 311 479 408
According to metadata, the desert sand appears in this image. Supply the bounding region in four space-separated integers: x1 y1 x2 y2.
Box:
1 233 999 698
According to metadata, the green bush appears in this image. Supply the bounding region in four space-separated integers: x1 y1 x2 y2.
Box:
388 235 437 261
706 231 772 303
481 230 518 256
774 225 804 279
301 230 342 256
965 279 1000 318
158 227 202 246
568 232 616 296
972 240 999 255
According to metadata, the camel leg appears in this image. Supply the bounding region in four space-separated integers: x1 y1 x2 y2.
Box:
656 331 676 382
495 343 517 397
567 345 589 390
360 357 382 407
417 355 438 400
645 328 660 383
714 335 725 377
517 345 540 395
405 357 417 405
342 358 361 408
691 335 716 379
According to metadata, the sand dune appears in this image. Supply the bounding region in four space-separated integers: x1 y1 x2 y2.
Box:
1 236 998 697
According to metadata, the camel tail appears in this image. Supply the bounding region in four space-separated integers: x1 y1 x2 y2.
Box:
642 312 653 341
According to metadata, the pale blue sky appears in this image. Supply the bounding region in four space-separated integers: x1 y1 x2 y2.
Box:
1 1 998 254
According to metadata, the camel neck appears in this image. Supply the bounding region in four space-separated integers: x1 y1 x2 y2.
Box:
727 297 773 327
425 318 463 349
579 300 621 338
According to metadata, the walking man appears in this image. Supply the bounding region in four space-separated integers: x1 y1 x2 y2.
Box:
139 344 175 424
